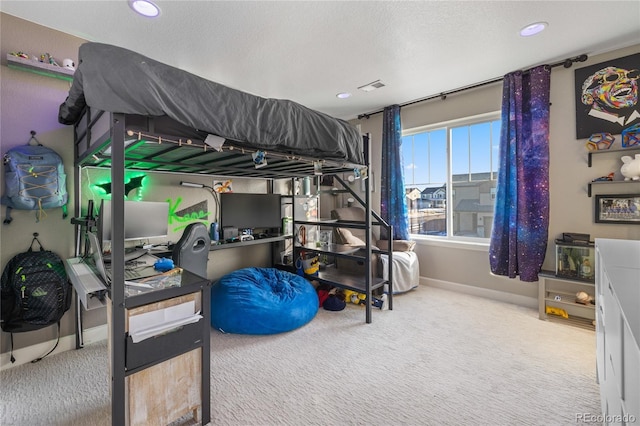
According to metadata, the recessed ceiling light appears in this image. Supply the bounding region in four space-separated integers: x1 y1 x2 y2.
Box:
129 0 161 17
336 92 352 99
520 21 547 37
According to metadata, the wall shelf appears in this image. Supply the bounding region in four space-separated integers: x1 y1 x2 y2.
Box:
587 180 638 197
587 146 640 167
209 234 290 251
538 270 595 330
586 145 640 196
6 54 74 82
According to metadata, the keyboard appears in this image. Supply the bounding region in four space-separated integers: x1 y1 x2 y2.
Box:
124 268 145 280
103 248 149 263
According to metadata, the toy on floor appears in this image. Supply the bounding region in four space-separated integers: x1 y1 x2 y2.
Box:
372 294 388 310
315 285 388 311
323 294 346 311
317 286 346 311
342 289 388 310
546 306 569 319
343 289 366 305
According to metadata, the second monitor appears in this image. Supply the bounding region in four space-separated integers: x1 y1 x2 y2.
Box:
220 193 281 234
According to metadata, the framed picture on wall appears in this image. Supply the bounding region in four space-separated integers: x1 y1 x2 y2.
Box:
574 53 640 140
594 193 640 224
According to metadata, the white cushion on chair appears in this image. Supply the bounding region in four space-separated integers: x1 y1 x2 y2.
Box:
381 252 419 294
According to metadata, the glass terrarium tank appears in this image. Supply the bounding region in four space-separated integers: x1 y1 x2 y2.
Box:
555 241 595 282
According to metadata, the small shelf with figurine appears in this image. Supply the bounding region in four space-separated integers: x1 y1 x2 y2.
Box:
538 265 596 330
586 129 640 167
587 146 640 167
587 179 638 197
585 132 639 196
6 53 75 82
544 289 595 310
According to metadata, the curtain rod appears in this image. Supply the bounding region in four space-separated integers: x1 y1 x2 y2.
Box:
357 54 588 120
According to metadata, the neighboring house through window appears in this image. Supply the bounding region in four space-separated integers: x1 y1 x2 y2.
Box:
402 112 501 240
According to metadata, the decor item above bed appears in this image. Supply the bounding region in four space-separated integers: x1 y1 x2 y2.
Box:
58 42 363 165
210 267 319 335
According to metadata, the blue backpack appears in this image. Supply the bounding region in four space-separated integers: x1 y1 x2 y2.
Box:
2 132 68 224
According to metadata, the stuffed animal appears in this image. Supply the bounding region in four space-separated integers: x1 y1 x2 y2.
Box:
342 289 366 305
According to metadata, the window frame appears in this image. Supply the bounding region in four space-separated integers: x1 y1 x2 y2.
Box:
402 111 501 244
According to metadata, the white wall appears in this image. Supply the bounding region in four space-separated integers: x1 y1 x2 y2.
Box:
1 14 87 358
353 44 640 304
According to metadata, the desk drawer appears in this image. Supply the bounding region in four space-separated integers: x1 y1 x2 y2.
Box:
622 325 640 420
124 292 203 371
604 359 623 424
604 282 622 394
125 319 203 371
596 312 606 385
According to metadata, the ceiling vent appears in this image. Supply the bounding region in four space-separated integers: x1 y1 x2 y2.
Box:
358 80 385 92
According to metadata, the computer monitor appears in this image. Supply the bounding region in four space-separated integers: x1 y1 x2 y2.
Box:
98 199 169 245
220 193 281 232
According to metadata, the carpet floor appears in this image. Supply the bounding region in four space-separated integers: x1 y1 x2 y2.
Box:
0 285 601 425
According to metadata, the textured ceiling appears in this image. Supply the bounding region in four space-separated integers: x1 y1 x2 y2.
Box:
2 1 639 120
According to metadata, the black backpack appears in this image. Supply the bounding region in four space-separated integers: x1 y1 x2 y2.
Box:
1 233 71 363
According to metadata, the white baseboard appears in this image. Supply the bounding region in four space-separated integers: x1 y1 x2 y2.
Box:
421 277 538 309
0 324 108 371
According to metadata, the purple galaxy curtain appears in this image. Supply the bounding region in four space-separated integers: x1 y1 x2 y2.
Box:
489 66 551 282
381 104 410 240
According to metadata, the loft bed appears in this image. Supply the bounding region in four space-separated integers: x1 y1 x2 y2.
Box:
58 42 364 177
57 42 378 426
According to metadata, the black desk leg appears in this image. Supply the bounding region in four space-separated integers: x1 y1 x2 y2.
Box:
75 290 84 349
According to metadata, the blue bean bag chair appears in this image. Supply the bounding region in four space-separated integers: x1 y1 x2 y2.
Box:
210 267 319 334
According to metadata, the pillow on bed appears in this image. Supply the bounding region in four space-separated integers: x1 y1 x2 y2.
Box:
377 239 416 252
210 267 318 335
335 228 366 246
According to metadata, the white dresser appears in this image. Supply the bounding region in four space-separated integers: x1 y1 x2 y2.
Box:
595 238 640 425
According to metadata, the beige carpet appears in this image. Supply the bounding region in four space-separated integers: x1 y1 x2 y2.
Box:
0 285 601 425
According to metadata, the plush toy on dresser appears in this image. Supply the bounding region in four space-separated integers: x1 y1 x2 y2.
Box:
620 154 640 181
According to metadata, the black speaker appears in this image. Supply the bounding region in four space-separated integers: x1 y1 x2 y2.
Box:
222 226 238 240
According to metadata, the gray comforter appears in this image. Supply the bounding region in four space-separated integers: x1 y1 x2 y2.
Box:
58 42 363 165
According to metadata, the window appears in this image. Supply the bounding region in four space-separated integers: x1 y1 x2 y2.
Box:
402 113 501 240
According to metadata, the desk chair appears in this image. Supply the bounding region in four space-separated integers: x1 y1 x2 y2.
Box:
172 223 210 278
